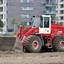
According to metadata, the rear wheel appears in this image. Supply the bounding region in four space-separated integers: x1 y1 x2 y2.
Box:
23 35 43 53
52 36 64 51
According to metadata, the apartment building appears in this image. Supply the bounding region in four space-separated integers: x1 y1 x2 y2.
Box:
0 0 56 33
56 0 64 25
42 0 56 22
0 0 7 33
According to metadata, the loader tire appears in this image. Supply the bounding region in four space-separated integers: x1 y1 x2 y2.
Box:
52 36 64 51
23 35 42 53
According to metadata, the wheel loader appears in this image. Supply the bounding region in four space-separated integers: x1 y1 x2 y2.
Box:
0 15 64 53
15 15 64 53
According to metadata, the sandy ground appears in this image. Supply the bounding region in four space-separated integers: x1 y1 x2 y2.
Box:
0 51 64 64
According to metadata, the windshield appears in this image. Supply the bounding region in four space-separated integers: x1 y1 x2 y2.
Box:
32 16 50 28
44 17 49 28
32 17 41 27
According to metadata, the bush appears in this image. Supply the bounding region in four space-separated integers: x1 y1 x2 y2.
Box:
10 32 16 36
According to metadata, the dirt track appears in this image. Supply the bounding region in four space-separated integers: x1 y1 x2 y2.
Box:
0 51 64 64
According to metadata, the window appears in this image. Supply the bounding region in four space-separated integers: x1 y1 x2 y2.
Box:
0 14 3 19
60 10 64 14
46 7 55 13
46 0 49 4
21 0 33 3
0 0 3 4
21 0 24 2
40 16 43 28
21 14 32 18
50 0 55 5
60 4 64 8
51 7 55 11
21 7 33 10
44 17 49 28
27 0 33 3
0 7 3 12
60 16 63 20
46 7 50 11
32 17 41 27
60 0 64 2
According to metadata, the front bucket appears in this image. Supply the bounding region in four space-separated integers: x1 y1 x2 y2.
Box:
0 36 16 51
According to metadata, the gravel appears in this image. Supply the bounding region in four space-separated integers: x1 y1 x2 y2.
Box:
0 51 64 64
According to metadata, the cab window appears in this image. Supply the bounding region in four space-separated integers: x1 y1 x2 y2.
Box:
44 17 49 28
40 16 43 28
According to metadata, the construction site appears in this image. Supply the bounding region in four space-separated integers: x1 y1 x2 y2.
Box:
0 15 63 64
0 0 64 64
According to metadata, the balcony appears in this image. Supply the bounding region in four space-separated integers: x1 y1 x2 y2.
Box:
45 3 56 7
42 2 56 7
45 11 56 14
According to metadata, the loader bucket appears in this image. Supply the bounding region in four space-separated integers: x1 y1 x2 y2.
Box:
0 36 16 51
12 37 23 53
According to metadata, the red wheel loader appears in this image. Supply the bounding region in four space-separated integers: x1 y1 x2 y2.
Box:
16 15 64 53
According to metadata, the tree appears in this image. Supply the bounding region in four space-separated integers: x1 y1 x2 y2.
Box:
0 19 4 28
21 22 27 28
11 19 17 32
11 19 16 25
11 19 19 31
11 19 27 31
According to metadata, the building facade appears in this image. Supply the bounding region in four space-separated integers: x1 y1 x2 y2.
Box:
42 0 56 22
0 0 7 33
56 0 64 25
0 0 56 33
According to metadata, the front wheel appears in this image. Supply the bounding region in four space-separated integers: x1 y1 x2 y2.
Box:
52 36 64 51
23 35 43 53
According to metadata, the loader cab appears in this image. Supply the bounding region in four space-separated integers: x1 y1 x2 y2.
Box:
39 15 51 34
32 15 51 34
